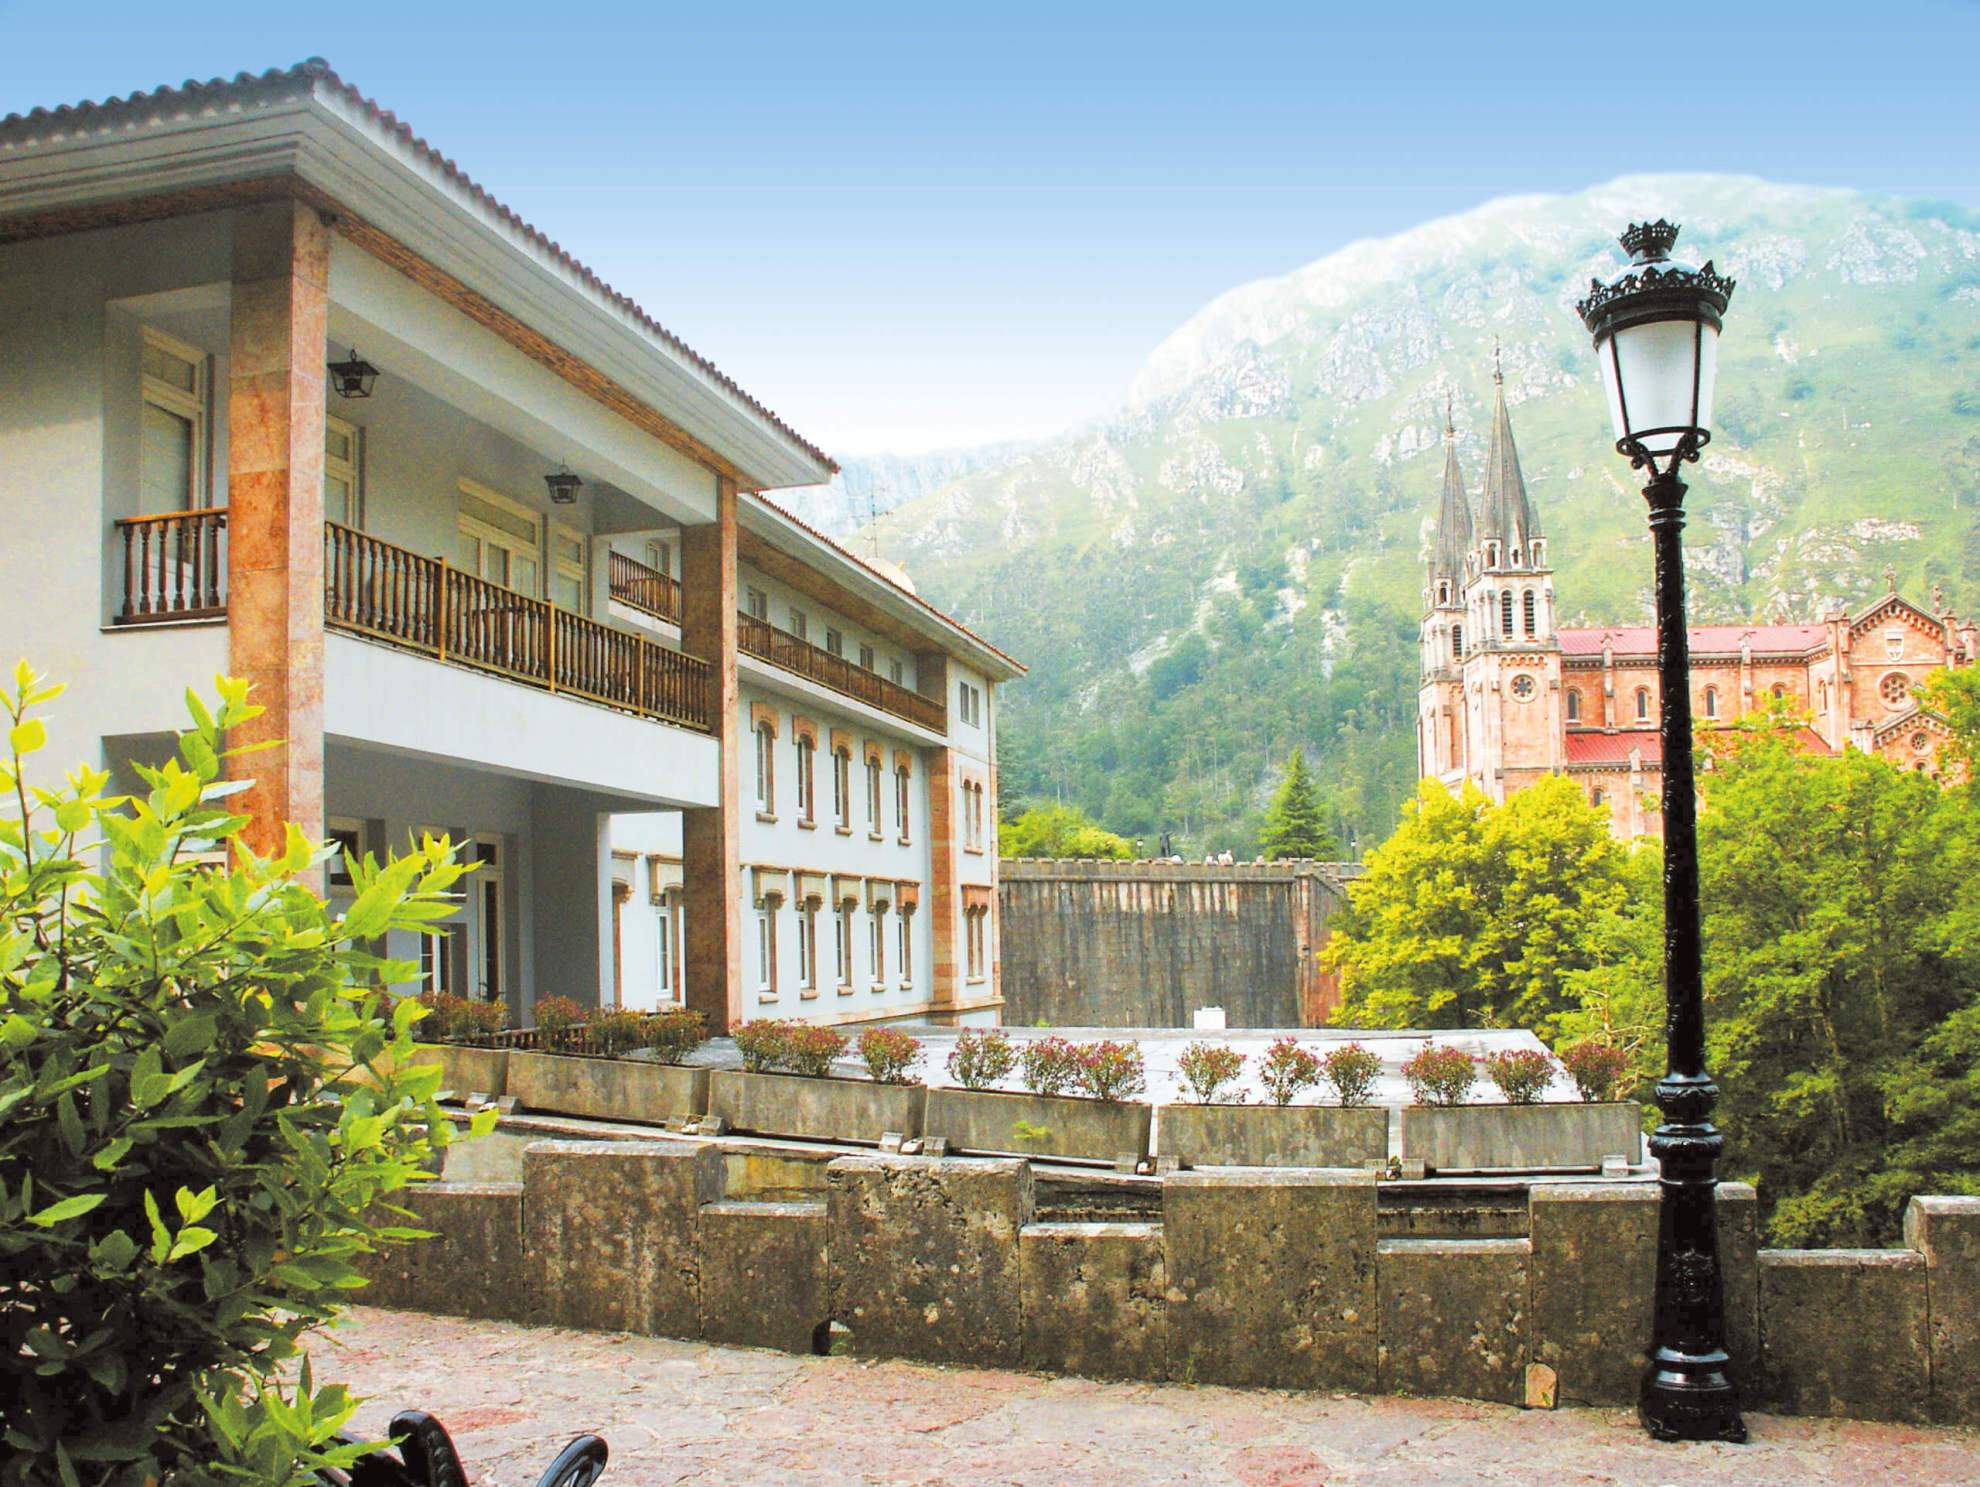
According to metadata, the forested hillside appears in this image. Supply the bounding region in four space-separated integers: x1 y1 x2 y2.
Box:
806 175 1980 853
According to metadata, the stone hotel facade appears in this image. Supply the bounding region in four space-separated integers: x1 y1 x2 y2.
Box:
0 60 1021 1032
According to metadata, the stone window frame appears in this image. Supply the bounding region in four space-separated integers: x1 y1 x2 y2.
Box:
750 702 779 821
863 740 885 840
792 716 820 828
831 728 854 835
894 749 914 845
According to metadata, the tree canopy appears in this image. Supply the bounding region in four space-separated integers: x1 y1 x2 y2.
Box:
1259 748 1342 859
997 803 1135 859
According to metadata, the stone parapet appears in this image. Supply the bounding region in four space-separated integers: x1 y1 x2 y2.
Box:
700 1199 831 1354
361 1181 524 1323
1757 1248 1929 1422
1377 1237 1529 1405
1907 1196 1980 1424
1019 1221 1167 1380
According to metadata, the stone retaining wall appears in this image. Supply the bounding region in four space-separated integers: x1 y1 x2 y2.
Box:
364 1142 1980 1424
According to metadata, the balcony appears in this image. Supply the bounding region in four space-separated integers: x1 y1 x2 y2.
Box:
606 549 682 624
109 515 712 732
737 611 946 733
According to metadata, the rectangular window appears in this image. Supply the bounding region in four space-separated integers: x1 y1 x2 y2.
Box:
890 659 905 686
797 739 815 823
324 415 362 528
655 908 673 997
797 906 817 992
789 608 808 642
755 725 774 813
966 909 985 981
646 539 673 577
419 925 457 996
746 586 769 621
457 481 541 596
956 682 983 727
866 757 883 835
834 750 852 831
825 627 844 658
859 643 876 671
896 768 911 842
869 910 885 987
834 904 854 987
549 523 588 613
139 328 206 512
756 906 777 996
898 912 912 987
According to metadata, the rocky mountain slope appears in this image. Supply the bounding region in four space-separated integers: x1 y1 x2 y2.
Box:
806 175 1980 852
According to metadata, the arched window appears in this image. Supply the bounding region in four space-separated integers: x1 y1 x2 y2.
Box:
1703 686 1718 719
1438 581 1450 605
1452 623 1464 660
1501 591 1514 636
1591 787 1606 807
1523 589 1537 637
1636 687 1651 721
1772 683 1787 701
1566 689 1581 722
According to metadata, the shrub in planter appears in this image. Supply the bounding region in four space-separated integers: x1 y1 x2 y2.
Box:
1559 1040 1631 1103
417 989 469 1039
532 994 589 1034
0 669 489 1485
588 1005 649 1056
1076 1040 1147 1103
643 1006 708 1064
1318 1042 1383 1107
1019 1035 1082 1096
453 996 507 1041
782 1024 851 1078
1177 1041 1245 1104
733 1018 791 1073
858 1026 922 1085
947 1028 1016 1090
1485 1047 1556 1104
1259 1036 1322 1107
1402 1042 1479 1106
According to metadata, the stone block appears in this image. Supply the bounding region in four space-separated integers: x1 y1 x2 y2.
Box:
361 1182 524 1322
522 1139 721 1339
411 1044 510 1101
924 1086 1150 1162
825 1155 1033 1367
1377 1238 1529 1405
1906 1196 1980 1425
709 1070 925 1143
507 1051 709 1124
1528 1183 1656 1406
1157 1102 1386 1169
1163 1168 1378 1391
1400 1103 1643 1171
700 1200 831 1354
1758 1248 1928 1422
1020 1221 1167 1380
1717 1182 1761 1390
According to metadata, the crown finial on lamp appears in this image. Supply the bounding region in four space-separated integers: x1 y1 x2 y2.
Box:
1620 219 1682 263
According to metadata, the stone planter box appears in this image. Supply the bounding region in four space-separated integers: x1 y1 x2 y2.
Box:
924 1087 1150 1164
507 1051 709 1125
707 1069 925 1144
413 1043 511 1101
1158 1101 1387 1169
1399 1101 1643 1172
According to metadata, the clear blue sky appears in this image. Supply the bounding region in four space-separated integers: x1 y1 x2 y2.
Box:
4 1 1977 457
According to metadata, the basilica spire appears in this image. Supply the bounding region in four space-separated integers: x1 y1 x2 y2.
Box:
1477 358 1542 560
1429 394 1472 598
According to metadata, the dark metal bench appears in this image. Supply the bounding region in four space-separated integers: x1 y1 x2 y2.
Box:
322 1410 606 1487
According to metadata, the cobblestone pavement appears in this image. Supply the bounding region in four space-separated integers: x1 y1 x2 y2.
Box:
316 1307 1980 1487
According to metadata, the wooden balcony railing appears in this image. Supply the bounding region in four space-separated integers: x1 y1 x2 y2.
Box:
737 611 946 733
324 522 711 732
113 508 228 624
607 550 681 624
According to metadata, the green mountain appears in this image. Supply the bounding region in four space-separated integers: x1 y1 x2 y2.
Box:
834 175 1980 853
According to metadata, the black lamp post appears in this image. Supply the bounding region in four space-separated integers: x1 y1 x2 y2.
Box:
1575 220 1745 1444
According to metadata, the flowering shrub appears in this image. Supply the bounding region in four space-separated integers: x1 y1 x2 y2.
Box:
532 994 589 1033
858 1026 922 1084
1485 1048 1556 1105
1402 1042 1479 1106
947 1028 1016 1090
1018 1035 1082 1096
1258 1036 1321 1106
1177 1042 1245 1104
589 1006 649 1055
1559 1040 1632 1103
417 990 469 1039
454 996 507 1040
732 1018 790 1073
1076 1040 1147 1103
781 1024 851 1078
1318 1042 1383 1107
643 1006 708 1064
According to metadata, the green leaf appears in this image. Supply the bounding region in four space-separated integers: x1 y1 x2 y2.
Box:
27 1192 105 1227
9 716 47 756
167 1225 219 1261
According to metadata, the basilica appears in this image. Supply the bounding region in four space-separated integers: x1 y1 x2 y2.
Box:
1417 372 1977 840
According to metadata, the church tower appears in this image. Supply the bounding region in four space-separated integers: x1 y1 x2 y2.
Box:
1418 399 1472 787
1456 357 1564 799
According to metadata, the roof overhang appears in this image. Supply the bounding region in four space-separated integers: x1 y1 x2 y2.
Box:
0 65 835 493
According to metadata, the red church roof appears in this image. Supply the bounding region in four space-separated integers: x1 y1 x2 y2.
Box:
1559 624 1829 657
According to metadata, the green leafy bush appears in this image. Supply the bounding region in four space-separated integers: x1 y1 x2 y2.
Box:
1318 1042 1383 1107
587 1006 648 1056
1402 1042 1479 1106
531 994 589 1033
781 1024 850 1079
732 1018 790 1073
1176 1042 1244 1103
642 1006 707 1064
0 667 488 1486
1559 1040 1631 1103
946 1029 1015 1090
1075 1040 1146 1103
1018 1035 1082 1096
1485 1048 1556 1105
857 1027 922 1085
454 997 506 1040
416 991 507 1043
1258 1036 1321 1106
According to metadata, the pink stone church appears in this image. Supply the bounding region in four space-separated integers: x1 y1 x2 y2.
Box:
1417 372 1977 839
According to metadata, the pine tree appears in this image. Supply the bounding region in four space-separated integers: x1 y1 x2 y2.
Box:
1259 748 1340 860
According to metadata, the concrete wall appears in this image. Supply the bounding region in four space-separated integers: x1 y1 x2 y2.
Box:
998 859 1358 1027
369 1143 1977 1424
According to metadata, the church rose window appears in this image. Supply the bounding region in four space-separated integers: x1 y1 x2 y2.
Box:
1510 674 1535 701
1912 732 1930 751
1881 672 1911 705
